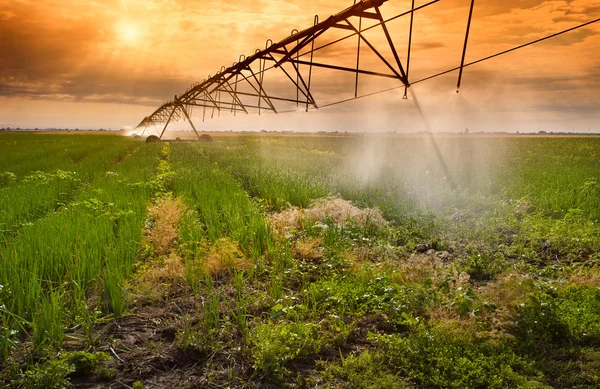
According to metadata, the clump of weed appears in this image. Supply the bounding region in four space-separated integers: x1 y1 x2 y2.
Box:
204 238 250 276
17 351 113 388
306 272 435 325
513 283 600 348
63 351 113 377
132 193 188 301
0 171 17 186
322 350 410 389
145 196 184 256
514 197 533 218
131 254 187 301
463 250 508 282
395 252 449 284
17 358 74 389
376 323 545 388
305 197 388 227
269 196 387 236
292 237 324 262
250 321 321 381
476 271 534 330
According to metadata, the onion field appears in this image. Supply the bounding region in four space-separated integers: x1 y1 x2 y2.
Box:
1 132 599 388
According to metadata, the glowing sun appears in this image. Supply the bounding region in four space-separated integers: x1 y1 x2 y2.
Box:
115 21 140 44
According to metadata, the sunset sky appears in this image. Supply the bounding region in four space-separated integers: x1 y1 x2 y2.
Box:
0 0 599 133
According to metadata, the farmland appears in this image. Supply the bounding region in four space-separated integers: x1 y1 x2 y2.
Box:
1 132 599 388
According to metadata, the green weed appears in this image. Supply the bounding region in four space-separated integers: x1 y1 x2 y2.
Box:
250 321 321 380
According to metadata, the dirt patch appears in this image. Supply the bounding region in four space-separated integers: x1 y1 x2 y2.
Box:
269 196 388 235
69 299 219 389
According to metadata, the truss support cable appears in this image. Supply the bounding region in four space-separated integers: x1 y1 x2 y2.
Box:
404 0 415 99
318 16 600 110
292 30 300 107
306 15 318 112
415 15 600 86
374 6 408 83
457 0 475 93
354 0 362 98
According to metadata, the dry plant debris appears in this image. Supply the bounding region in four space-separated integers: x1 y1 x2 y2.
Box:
269 196 388 235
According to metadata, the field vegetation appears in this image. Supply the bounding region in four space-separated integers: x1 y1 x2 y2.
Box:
0 132 599 388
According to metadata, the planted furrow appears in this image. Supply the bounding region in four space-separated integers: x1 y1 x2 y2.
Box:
0 142 162 358
171 142 272 261
0 141 141 247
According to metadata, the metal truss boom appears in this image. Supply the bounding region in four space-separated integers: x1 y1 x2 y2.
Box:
136 0 421 137
136 0 600 138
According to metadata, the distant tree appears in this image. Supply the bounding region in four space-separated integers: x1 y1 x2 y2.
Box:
464 128 469 134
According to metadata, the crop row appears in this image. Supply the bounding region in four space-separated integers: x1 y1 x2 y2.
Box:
0 142 161 359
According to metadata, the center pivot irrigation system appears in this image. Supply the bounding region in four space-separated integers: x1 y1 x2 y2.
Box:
135 0 600 139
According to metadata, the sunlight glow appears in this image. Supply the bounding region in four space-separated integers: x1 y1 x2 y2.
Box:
115 21 140 44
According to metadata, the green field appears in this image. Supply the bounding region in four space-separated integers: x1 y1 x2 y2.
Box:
1 132 599 388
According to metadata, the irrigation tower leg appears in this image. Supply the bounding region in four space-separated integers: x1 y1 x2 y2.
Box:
159 106 178 140
178 104 202 141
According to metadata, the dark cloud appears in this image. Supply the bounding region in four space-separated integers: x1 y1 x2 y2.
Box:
0 3 105 80
0 71 194 106
537 27 598 46
414 41 445 50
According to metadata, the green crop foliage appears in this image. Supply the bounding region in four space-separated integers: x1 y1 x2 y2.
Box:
513 283 600 348
377 323 545 388
0 135 160 361
171 143 272 259
250 321 321 380
1 133 599 388
323 350 409 389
